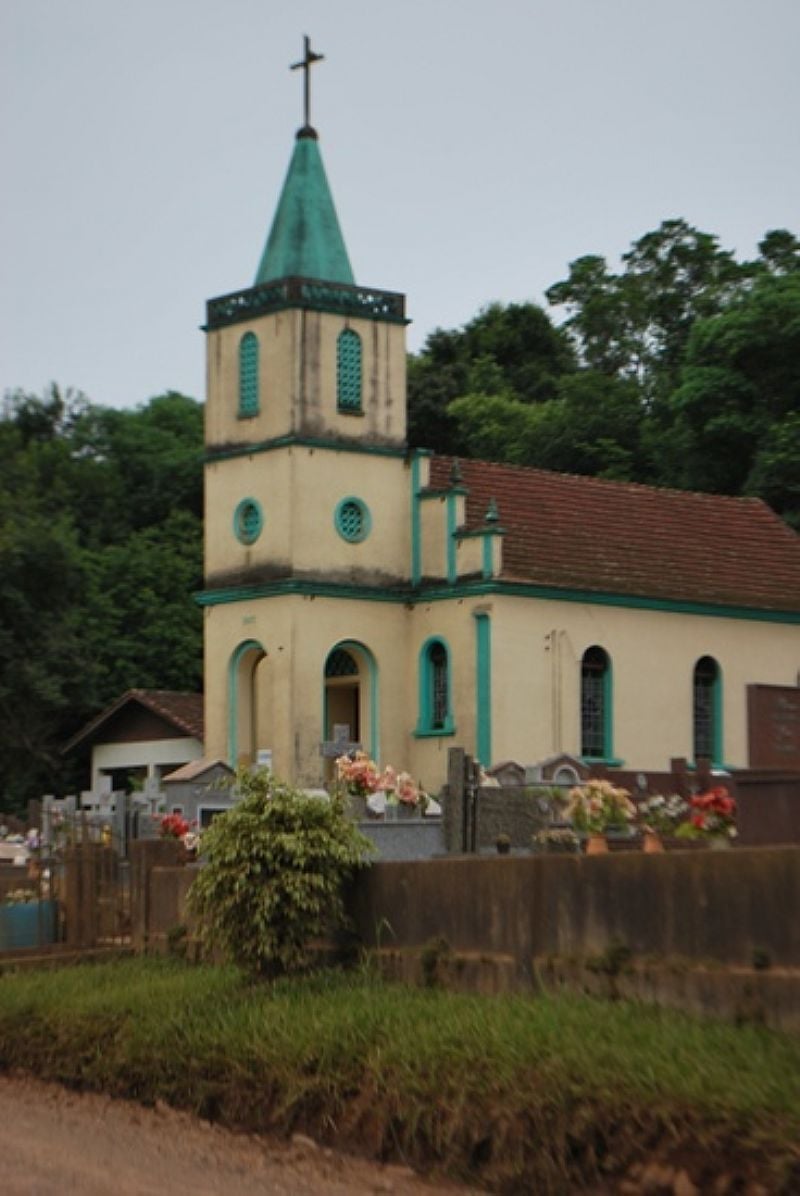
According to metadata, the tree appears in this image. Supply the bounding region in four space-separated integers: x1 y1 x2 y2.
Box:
407 301 575 453
188 770 373 977
666 273 800 518
0 387 205 811
546 219 749 403
0 505 88 810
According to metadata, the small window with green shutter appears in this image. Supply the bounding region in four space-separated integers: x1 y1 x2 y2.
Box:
337 329 362 413
239 332 259 418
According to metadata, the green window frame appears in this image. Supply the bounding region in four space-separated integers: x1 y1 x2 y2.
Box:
580 645 615 762
334 496 371 543
337 329 362 413
693 656 722 764
239 332 259 418
233 498 263 545
415 637 455 737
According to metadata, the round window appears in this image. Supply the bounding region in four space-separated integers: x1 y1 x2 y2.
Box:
334 497 371 543
233 498 263 545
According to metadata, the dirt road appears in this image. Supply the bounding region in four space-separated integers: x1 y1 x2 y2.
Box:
0 1074 477 1195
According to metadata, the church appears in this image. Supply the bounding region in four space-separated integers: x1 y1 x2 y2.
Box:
199 44 800 795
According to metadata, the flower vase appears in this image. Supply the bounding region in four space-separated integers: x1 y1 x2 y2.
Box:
643 831 664 854
586 833 609 855
347 792 368 820
709 835 732 851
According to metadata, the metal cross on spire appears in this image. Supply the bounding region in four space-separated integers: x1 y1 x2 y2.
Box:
290 35 324 130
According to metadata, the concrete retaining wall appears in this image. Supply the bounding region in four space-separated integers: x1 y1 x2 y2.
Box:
348 847 800 973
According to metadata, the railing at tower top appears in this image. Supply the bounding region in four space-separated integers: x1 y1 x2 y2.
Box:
205 276 407 330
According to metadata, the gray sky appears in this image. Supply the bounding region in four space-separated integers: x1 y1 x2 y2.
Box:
2 0 798 411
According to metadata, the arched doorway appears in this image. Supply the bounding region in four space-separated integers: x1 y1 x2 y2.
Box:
323 641 379 766
228 639 267 768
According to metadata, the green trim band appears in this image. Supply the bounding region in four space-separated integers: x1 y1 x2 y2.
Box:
474 612 492 767
205 276 407 331
206 434 408 464
196 575 800 625
482 534 493 580
446 493 457 584
411 453 422 586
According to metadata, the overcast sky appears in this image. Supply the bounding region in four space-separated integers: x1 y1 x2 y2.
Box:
2 0 798 411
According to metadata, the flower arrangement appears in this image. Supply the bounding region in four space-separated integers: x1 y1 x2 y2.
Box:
160 813 190 840
637 793 690 837
159 814 201 855
335 751 428 811
564 779 636 835
533 827 581 853
686 785 737 840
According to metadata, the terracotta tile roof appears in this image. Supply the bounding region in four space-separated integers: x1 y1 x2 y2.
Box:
162 758 232 783
429 457 800 612
130 690 205 739
63 690 204 754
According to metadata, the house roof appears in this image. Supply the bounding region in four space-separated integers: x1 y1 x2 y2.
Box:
63 690 204 754
162 758 232 784
429 456 800 612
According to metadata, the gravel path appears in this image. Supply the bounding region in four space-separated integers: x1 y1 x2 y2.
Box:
0 1074 478 1195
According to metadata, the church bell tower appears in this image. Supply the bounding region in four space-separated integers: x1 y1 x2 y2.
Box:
200 40 413 780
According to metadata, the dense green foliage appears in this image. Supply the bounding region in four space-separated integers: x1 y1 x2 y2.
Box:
0 959 798 1192
409 220 800 525
0 386 203 812
187 770 373 976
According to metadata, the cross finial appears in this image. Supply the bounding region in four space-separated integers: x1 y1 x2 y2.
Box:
290 35 324 133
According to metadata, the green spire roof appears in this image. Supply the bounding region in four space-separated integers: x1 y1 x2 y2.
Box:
255 129 355 286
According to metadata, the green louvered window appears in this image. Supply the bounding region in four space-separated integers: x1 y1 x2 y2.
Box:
239 332 259 418
337 329 362 412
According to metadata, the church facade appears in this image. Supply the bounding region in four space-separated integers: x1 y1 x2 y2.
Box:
199 109 800 794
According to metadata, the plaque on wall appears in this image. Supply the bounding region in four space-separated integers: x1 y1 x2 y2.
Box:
748 685 800 769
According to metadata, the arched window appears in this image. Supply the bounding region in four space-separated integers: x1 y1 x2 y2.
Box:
239 332 259 417
693 656 721 762
581 646 611 759
325 648 359 678
416 638 454 736
337 329 362 412
323 640 380 763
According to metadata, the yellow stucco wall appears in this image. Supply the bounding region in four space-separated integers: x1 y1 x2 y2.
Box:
205 446 413 586
206 308 407 449
490 596 799 772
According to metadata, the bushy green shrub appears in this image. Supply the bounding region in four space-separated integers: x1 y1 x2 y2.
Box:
187 770 373 976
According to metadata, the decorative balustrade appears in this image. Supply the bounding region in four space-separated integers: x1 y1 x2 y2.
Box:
206 276 407 329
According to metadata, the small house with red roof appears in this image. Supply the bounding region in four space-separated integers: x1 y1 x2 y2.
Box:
198 50 800 794
63 690 204 796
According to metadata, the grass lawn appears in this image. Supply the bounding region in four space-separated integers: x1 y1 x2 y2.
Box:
0 958 798 1192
